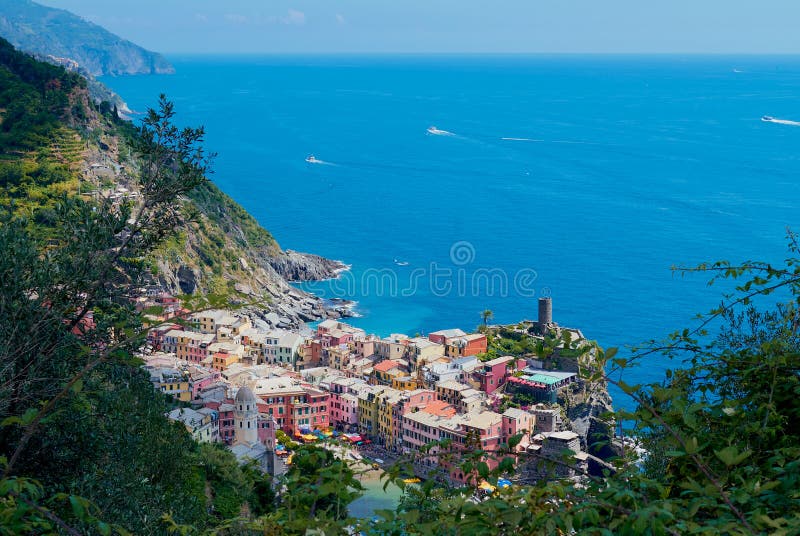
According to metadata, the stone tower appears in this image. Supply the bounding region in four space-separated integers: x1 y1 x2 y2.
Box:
234 384 258 446
538 297 553 326
533 297 555 335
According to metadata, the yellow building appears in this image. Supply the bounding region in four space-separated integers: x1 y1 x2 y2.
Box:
357 386 382 438
161 380 191 402
375 388 403 447
175 331 215 362
371 359 404 386
392 375 419 391
150 368 192 402
212 350 240 371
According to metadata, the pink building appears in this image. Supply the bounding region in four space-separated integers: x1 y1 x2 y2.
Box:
257 414 277 450
322 330 353 348
475 356 527 394
249 379 330 435
438 411 504 484
189 368 222 401
501 408 534 453
206 401 236 444
428 328 466 346
402 411 444 467
329 377 366 431
390 389 438 450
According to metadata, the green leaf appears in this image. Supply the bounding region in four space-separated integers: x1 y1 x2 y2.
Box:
714 446 751 467
19 407 39 426
69 495 85 520
70 378 83 394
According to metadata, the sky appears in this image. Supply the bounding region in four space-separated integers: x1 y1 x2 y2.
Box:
36 0 800 55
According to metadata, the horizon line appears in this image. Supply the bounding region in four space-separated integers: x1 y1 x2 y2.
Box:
155 51 800 57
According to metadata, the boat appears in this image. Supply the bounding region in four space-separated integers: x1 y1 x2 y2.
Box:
762 116 774 122
393 258 409 266
306 154 321 163
426 126 453 136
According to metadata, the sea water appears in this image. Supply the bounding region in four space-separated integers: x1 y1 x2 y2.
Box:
102 55 800 409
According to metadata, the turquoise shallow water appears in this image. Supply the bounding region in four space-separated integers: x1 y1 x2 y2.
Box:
348 471 404 519
102 55 800 409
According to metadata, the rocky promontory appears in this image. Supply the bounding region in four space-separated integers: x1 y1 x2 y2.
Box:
269 250 348 282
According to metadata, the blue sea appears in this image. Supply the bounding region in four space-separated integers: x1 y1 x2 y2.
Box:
101 55 800 409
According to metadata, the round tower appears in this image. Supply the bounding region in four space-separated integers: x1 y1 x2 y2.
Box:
538 297 553 326
234 385 259 446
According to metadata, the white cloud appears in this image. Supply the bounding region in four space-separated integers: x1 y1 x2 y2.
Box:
194 13 208 23
224 13 248 25
280 9 306 26
336 13 346 25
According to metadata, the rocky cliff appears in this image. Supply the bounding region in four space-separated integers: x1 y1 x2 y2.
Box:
152 181 349 328
563 377 621 475
0 0 174 76
81 125 349 329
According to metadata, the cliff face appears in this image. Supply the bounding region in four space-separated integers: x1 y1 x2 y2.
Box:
151 181 347 328
0 0 174 76
269 250 346 282
564 378 621 475
77 120 347 329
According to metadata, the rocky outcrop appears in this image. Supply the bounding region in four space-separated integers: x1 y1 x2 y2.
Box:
565 380 621 475
152 210 352 330
269 250 347 282
0 0 175 76
147 181 352 329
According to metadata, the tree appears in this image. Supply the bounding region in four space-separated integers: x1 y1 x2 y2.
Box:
480 309 494 326
271 445 364 533
0 95 237 535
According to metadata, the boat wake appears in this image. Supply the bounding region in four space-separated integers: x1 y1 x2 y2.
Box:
305 155 337 165
501 137 544 142
762 116 800 126
427 126 455 136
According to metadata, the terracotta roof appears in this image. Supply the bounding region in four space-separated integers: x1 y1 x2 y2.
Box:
373 359 401 373
420 400 457 417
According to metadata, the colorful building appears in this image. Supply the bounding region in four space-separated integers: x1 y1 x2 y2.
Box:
249 377 330 435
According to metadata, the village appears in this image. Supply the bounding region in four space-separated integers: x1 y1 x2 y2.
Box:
142 294 592 484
